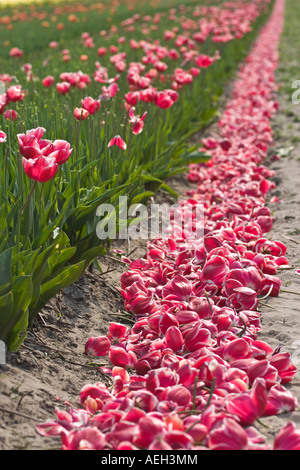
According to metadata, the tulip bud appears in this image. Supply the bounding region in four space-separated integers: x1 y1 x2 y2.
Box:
74 107 89 120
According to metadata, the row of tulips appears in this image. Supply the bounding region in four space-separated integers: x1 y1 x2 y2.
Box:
0 0 269 61
36 0 300 450
0 0 273 350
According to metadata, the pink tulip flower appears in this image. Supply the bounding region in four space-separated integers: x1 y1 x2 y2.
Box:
208 418 249 450
109 346 137 368
107 135 127 150
22 156 58 183
107 323 128 342
195 54 216 68
226 378 267 425
97 47 107 56
265 383 298 416
42 76 55 87
85 336 111 357
18 127 72 171
9 47 23 58
0 131 7 143
128 107 147 135
6 85 25 102
56 82 71 95
165 326 184 352
81 96 100 114
61 427 106 450
18 128 46 159
155 89 178 109
273 422 300 450
51 139 73 165
74 107 89 120
4 109 17 121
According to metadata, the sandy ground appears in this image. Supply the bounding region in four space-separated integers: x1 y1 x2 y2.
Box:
252 78 300 438
1 16 300 451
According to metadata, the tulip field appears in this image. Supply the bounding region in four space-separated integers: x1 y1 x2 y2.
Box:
1 0 300 453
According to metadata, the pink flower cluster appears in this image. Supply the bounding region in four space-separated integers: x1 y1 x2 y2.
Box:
37 0 300 451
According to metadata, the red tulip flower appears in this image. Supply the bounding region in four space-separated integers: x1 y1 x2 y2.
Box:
165 326 184 352
265 383 298 416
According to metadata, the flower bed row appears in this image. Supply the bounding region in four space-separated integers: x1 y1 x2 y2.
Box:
36 0 300 451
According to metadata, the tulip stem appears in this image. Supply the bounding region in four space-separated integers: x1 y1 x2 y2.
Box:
192 376 199 410
258 284 274 300
4 147 9 196
16 180 37 272
281 289 300 296
259 301 276 310
203 377 216 410
74 120 81 206
87 362 108 368
39 183 44 223
177 409 202 416
256 418 269 428
236 316 247 337
20 181 37 216
185 419 202 434
109 313 135 324
204 291 214 316
126 131 133 168
57 166 62 192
